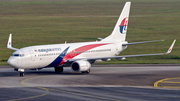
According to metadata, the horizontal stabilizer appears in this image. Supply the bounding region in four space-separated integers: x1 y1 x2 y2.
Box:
122 40 164 46
97 37 103 40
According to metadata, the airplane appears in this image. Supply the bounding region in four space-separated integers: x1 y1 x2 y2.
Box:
7 2 176 77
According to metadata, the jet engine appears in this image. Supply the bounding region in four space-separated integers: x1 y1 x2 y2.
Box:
71 60 91 72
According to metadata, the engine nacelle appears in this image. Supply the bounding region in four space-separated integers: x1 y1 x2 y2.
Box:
71 60 91 72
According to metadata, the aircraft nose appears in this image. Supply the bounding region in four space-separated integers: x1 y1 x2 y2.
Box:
7 57 19 68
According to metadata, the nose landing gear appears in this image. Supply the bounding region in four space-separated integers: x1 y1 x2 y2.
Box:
20 72 24 77
14 68 25 77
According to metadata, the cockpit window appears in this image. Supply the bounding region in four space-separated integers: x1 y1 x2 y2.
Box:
11 54 19 56
11 54 24 57
20 54 25 57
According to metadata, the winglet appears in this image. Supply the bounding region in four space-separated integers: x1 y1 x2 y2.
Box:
7 34 18 51
7 34 12 48
166 39 176 54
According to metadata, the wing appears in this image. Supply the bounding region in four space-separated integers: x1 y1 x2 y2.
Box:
65 40 176 63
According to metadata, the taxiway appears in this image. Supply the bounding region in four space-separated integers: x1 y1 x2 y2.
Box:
0 64 180 101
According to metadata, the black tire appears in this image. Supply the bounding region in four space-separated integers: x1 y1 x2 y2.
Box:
85 69 90 74
81 71 86 74
54 67 64 73
20 72 24 77
81 69 90 74
59 67 63 73
55 68 59 73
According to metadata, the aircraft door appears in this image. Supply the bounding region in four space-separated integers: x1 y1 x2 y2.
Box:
29 50 40 68
20 51 29 67
29 50 35 61
114 44 119 55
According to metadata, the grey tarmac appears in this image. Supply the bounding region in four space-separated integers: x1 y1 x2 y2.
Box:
0 64 180 101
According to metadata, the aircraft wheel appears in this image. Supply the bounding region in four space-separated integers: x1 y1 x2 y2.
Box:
81 69 90 74
81 71 86 74
85 69 90 74
54 67 63 73
20 72 24 77
55 68 59 72
59 67 63 73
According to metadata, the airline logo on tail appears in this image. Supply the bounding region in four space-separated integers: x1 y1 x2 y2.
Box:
119 17 128 34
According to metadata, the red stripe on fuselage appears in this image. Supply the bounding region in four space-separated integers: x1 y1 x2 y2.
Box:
58 43 111 65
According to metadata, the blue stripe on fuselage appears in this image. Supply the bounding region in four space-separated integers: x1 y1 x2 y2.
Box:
46 46 70 67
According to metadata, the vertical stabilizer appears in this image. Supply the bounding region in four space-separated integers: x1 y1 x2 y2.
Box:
102 2 131 42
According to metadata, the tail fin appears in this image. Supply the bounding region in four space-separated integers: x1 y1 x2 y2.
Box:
102 2 131 42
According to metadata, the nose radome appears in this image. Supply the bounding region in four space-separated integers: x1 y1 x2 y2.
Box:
7 57 19 68
7 58 12 65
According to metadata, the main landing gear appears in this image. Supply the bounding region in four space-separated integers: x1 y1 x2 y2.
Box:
54 67 64 73
81 69 90 74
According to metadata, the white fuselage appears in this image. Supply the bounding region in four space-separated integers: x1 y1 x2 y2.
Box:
8 41 127 69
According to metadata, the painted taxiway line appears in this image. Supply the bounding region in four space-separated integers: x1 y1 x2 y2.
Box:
47 88 121 101
6 76 121 101
154 77 180 88
22 76 121 101
6 76 49 101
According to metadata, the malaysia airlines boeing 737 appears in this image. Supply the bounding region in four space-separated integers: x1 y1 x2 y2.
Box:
7 2 176 76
